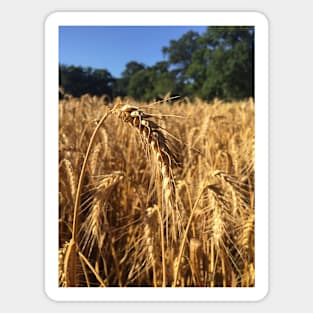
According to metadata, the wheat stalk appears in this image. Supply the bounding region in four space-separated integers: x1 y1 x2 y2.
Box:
189 238 203 286
114 104 179 230
113 103 179 286
144 205 159 286
63 110 111 287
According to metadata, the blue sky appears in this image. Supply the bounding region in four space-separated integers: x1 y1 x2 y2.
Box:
59 26 207 78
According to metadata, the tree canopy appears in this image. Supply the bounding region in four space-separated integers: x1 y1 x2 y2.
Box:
59 65 114 98
59 26 254 102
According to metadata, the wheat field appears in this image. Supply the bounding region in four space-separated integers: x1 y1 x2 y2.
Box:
58 94 255 287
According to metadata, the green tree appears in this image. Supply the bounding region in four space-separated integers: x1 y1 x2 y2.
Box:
122 61 146 78
126 61 177 100
116 61 146 97
162 30 201 95
59 65 114 98
161 26 254 101
187 26 254 100
146 61 177 99
127 69 151 100
90 69 114 96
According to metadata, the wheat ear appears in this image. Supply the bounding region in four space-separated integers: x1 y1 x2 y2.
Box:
114 104 179 286
114 104 178 239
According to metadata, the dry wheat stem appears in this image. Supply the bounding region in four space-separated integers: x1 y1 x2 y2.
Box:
64 110 111 287
113 103 179 286
172 186 206 287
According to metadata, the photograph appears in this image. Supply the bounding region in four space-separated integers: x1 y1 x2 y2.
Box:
45 12 268 301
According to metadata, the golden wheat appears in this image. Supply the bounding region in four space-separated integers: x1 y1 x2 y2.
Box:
58 94 255 287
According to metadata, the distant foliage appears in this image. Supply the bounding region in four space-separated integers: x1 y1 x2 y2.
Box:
59 26 254 101
59 65 115 98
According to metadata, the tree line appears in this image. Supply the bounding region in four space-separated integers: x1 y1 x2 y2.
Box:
59 26 254 102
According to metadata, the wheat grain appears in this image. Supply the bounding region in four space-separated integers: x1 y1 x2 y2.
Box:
114 104 179 244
